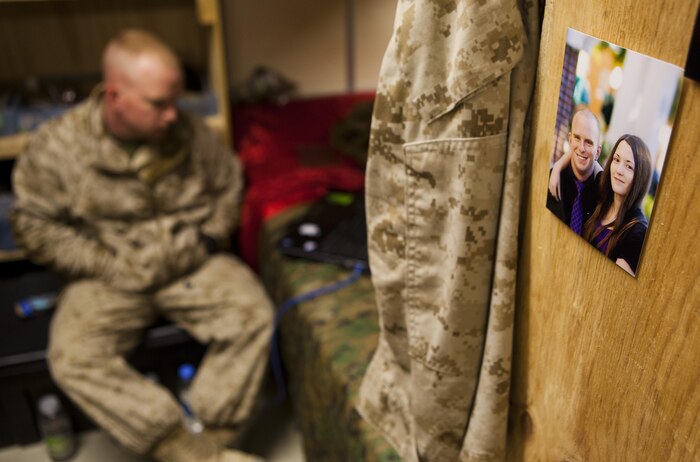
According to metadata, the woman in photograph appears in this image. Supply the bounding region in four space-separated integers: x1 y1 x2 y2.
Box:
582 134 653 276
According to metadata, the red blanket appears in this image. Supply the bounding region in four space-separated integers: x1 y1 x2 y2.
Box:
232 94 374 270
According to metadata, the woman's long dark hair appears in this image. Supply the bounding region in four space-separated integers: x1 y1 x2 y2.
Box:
583 134 652 256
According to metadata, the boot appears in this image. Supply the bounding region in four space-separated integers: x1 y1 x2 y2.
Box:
152 425 263 462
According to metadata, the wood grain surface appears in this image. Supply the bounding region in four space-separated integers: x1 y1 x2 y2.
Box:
510 0 700 460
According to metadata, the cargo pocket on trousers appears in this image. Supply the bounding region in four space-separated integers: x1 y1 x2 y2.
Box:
403 133 507 376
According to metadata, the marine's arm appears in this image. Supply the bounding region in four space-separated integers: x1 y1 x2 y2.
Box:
197 128 243 251
11 131 114 279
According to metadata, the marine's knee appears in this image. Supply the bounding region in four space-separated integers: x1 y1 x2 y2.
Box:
47 324 108 390
47 284 91 384
47 339 77 388
247 301 274 342
213 304 273 345
257 302 274 328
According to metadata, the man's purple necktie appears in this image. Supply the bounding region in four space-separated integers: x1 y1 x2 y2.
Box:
570 179 585 235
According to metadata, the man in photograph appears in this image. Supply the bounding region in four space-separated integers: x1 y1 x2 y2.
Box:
546 108 603 235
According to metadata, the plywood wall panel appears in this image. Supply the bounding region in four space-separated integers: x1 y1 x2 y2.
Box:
510 0 700 460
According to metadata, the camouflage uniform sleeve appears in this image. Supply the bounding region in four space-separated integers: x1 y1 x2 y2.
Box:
11 129 113 279
197 126 243 250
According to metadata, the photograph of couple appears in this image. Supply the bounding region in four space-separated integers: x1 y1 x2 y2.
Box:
546 29 683 277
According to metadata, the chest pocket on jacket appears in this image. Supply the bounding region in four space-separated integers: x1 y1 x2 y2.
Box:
397 0 525 376
403 134 507 376
406 0 526 127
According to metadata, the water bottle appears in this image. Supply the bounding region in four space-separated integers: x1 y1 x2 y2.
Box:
177 363 204 434
14 291 59 318
144 371 161 384
36 393 77 461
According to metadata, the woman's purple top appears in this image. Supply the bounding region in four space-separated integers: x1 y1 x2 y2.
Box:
592 222 611 254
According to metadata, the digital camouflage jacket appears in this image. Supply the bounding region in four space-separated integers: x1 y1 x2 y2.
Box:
12 92 242 293
357 0 540 460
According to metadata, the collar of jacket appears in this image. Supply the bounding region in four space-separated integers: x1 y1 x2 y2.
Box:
85 85 191 184
399 0 528 124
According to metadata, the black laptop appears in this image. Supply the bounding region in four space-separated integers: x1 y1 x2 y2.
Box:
276 192 369 272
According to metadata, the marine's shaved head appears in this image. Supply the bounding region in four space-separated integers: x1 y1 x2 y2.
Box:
102 29 180 85
101 29 183 142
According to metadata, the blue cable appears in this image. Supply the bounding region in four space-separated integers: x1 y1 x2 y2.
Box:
270 262 366 404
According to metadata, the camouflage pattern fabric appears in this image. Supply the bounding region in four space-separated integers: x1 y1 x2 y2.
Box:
11 92 274 455
259 206 401 462
357 1 540 461
48 255 273 455
12 89 242 293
